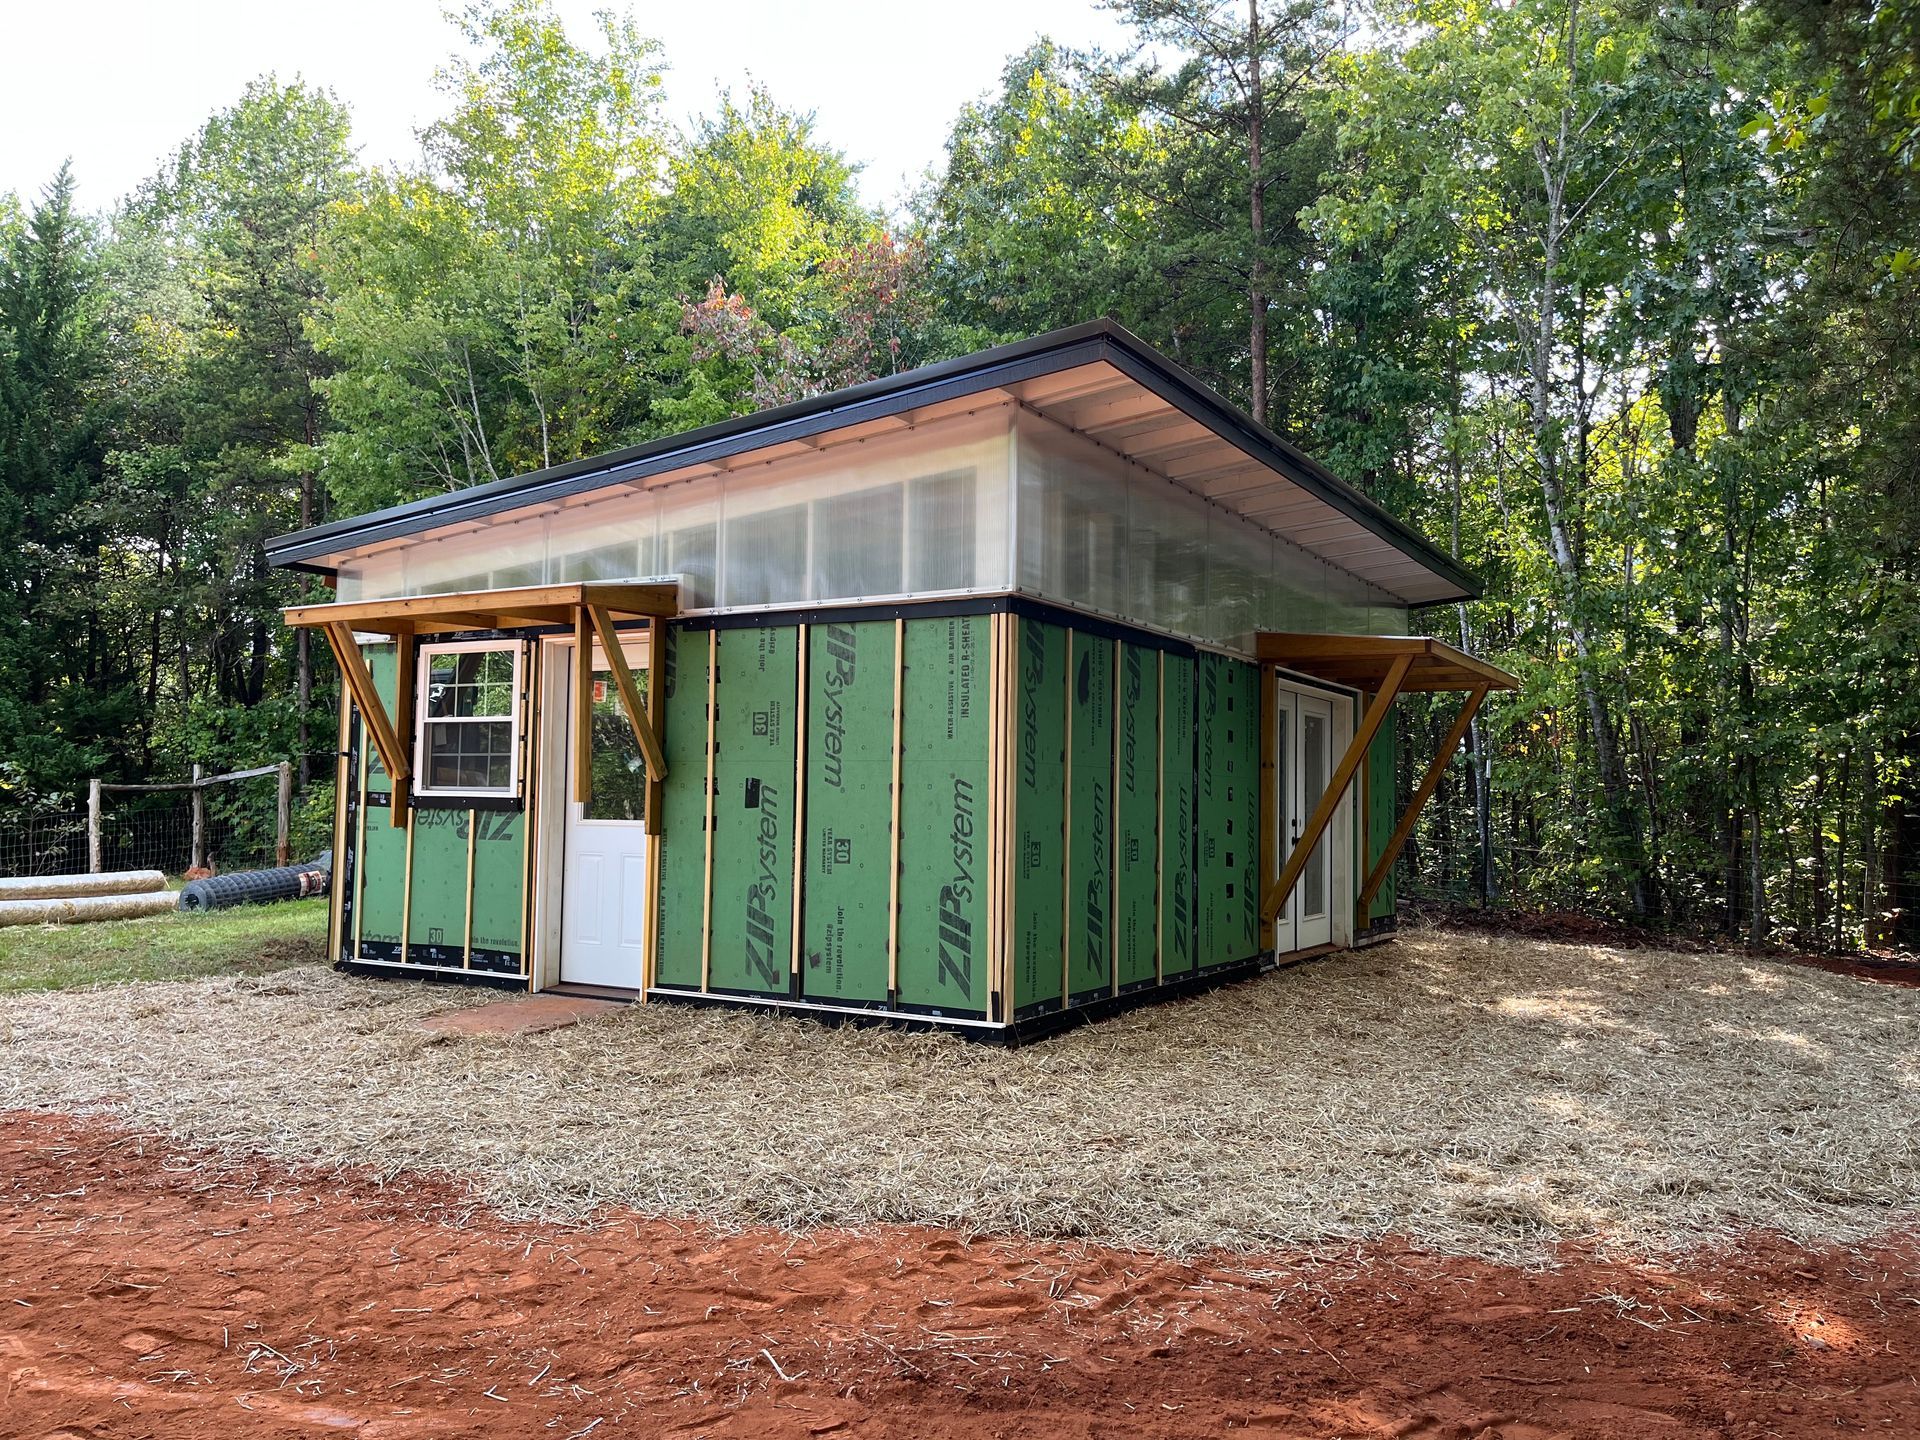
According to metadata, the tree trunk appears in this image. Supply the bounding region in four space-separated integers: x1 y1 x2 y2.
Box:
1246 0 1268 428
1835 748 1851 950
296 469 315 786
1520 0 1644 917
1863 755 1882 949
1891 728 1919 951
1811 759 1830 944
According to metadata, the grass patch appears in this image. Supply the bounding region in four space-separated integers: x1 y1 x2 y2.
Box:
0 899 327 994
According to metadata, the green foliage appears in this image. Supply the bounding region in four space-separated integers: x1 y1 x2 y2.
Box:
0 0 1914 950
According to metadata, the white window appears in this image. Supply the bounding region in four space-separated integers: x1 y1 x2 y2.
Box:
414 641 523 798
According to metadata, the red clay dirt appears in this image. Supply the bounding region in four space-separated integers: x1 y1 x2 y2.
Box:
2 1112 1916 1439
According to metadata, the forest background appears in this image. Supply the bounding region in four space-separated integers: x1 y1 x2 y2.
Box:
2 0 1913 949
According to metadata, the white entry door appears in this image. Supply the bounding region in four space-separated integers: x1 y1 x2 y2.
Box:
1273 682 1336 954
559 637 650 988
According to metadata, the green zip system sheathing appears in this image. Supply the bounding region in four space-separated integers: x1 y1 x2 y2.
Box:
1011 617 1069 1018
1194 652 1260 971
801 620 895 1006
1159 652 1197 979
654 625 710 990
1066 633 1115 1004
350 644 405 959
896 614 992 1018
404 811 468 965
467 809 528 971
706 625 799 998
1115 642 1160 992
339 640 530 978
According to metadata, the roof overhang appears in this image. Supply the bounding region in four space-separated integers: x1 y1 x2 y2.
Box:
282 580 678 637
268 321 1480 608
1256 633 1519 692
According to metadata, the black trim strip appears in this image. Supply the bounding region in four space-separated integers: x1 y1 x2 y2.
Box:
411 794 525 814
677 594 1011 633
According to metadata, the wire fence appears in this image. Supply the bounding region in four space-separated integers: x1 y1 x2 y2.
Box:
0 760 333 880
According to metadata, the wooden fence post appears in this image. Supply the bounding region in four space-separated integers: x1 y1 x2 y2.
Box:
87 779 102 873
276 760 293 867
190 762 206 873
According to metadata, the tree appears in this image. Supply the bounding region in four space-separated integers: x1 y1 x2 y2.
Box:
0 164 123 795
132 78 356 778
316 0 669 511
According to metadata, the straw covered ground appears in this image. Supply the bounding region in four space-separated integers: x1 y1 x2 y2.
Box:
2 926 1917 1263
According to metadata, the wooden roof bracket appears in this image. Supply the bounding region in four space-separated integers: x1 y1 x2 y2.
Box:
321 621 413 828
584 602 669 782
1355 682 1489 922
1260 651 1412 926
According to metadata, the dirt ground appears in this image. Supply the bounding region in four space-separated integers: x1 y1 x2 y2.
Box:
4 1113 1917 1440
5 928 1919 1263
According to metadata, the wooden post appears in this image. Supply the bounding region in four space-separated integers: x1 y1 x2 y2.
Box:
887 618 905 998
1257 668 1277 953
644 617 666 836
87 778 102 874
389 634 415 828
573 606 594 806
276 760 293 867
190 762 206 873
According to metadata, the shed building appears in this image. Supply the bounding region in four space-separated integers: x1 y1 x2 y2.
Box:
270 321 1515 1038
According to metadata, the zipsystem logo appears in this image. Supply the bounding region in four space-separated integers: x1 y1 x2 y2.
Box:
816 623 857 790
1020 622 1045 789
936 776 977 998
742 780 784 989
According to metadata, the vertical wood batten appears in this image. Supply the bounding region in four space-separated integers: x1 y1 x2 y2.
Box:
887 618 905 999
790 626 809 985
699 629 718 993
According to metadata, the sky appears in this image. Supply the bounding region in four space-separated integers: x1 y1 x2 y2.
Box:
0 0 1135 216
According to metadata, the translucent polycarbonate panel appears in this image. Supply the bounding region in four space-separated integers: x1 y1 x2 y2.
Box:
657 484 719 609
397 515 547 596
1373 600 1411 634
1322 564 1382 635
334 550 403 602
550 490 659 583
811 483 904 599
1269 539 1330 633
907 469 978 593
723 502 808 607
1128 469 1212 637
313 409 1012 611
1011 410 1408 653
1015 414 1130 618
1206 511 1272 650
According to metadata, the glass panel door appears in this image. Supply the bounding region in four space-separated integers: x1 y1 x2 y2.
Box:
1294 694 1334 949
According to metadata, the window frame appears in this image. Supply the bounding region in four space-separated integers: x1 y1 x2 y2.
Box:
412 639 524 801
